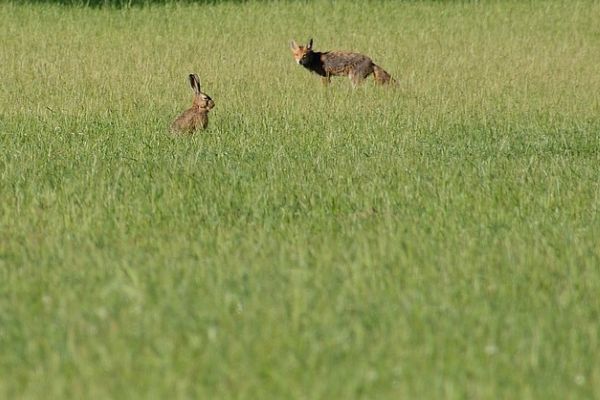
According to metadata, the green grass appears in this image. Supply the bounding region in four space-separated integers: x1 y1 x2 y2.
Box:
1 1 600 398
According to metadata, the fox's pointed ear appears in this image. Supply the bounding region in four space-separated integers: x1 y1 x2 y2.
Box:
290 40 298 50
307 38 313 50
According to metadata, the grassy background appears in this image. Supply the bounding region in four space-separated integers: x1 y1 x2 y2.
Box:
1 1 600 398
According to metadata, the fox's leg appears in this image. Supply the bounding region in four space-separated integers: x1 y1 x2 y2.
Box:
348 70 364 88
350 60 374 88
362 62 376 85
348 69 369 88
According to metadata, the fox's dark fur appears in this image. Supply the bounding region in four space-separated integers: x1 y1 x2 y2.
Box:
290 38 395 87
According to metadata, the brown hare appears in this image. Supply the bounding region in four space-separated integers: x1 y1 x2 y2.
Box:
290 38 395 87
170 73 215 135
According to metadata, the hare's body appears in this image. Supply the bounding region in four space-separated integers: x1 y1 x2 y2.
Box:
170 73 214 135
171 108 209 133
290 39 395 87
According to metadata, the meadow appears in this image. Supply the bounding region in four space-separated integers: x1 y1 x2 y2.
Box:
1 0 600 398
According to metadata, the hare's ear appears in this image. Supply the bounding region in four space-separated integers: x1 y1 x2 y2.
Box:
290 40 299 50
307 38 313 50
193 74 202 93
188 73 201 94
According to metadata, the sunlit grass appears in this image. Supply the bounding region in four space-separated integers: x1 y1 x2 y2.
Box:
1 1 600 398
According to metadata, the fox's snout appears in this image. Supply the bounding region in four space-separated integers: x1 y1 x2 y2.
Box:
298 55 310 66
292 53 307 65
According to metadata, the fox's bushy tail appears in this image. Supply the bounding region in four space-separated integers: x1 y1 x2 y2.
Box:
373 64 395 85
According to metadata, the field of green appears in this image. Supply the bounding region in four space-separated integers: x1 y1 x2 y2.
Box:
1 0 600 398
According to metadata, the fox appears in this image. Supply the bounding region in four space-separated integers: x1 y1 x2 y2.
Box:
290 38 395 87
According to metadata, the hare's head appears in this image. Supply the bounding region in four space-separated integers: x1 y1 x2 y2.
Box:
290 38 314 66
189 73 215 111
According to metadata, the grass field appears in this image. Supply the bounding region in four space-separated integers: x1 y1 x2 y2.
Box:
1 0 600 398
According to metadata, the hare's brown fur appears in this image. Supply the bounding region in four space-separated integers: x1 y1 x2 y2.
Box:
290 39 395 87
170 73 214 135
